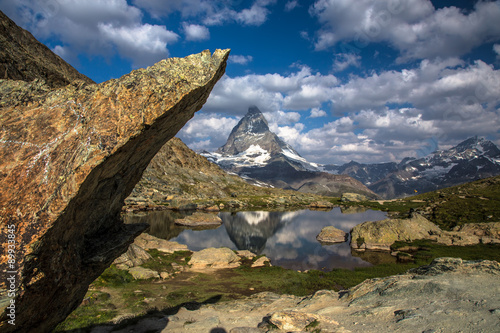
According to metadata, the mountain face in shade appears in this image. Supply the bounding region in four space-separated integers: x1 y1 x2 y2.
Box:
210 106 319 172
203 107 378 198
323 136 500 199
217 106 302 158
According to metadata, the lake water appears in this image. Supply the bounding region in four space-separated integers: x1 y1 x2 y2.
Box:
124 207 389 271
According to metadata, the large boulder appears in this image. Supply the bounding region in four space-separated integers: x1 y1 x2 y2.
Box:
351 213 442 251
189 248 241 269
316 226 347 244
0 12 229 331
113 244 152 270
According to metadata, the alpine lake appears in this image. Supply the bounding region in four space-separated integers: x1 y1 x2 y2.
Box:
124 207 392 271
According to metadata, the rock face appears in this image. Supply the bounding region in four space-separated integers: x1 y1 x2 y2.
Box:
316 226 347 244
113 244 152 270
0 14 229 331
351 213 442 251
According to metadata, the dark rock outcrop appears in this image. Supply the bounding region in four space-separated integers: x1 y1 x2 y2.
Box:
0 14 229 331
0 10 94 88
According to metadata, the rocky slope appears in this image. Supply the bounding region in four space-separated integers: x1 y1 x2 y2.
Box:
0 10 94 88
78 257 500 332
203 106 377 198
126 137 325 209
325 137 500 199
0 10 230 331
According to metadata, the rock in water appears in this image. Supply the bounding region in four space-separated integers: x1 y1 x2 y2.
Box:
0 17 229 330
316 226 347 244
350 213 441 251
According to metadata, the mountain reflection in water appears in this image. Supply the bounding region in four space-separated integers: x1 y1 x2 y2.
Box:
124 208 388 271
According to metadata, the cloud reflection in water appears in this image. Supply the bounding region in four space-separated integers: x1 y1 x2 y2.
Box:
135 208 388 271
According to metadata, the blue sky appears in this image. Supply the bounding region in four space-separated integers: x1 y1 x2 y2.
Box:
2 0 500 164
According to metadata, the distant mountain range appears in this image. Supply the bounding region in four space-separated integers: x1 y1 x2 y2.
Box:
325 136 500 199
202 107 500 199
202 106 378 198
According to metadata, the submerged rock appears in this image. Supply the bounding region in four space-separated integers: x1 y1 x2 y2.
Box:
174 212 223 227
0 12 229 331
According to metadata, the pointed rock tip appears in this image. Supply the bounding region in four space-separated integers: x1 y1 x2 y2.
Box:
248 105 262 115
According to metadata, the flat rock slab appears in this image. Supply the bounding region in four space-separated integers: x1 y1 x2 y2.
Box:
128 267 160 280
189 247 240 269
174 212 223 227
134 233 189 253
316 226 347 244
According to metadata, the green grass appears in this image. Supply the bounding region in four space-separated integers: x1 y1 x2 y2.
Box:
92 265 135 287
141 249 192 272
54 291 117 331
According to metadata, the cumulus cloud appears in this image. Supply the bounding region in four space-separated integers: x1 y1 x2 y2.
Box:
182 22 210 41
1 0 179 68
308 108 327 118
196 57 500 164
202 66 338 115
333 52 361 71
228 55 254 65
494 44 500 60
285 0 299 12
310 0 500 62
177 113 240 151
99 22 179 67
133 0 275 26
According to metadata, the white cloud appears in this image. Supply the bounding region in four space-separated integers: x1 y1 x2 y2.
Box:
182 23 210 41
228 55 254 65
333 52 361 71
2 0 179 68
178 113 240 151
98 22 179 67
308 108 327 118
133 0 275 26
197 57 500 164
285 1 299 12
310 0 500 61
264 110 301 125
202 66 339 115
494 44 500 60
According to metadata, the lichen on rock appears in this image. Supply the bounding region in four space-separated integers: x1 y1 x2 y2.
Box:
0 16 229 331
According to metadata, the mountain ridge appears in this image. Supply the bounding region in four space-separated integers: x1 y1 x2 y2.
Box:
324 136 500 198
203 106 377 198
